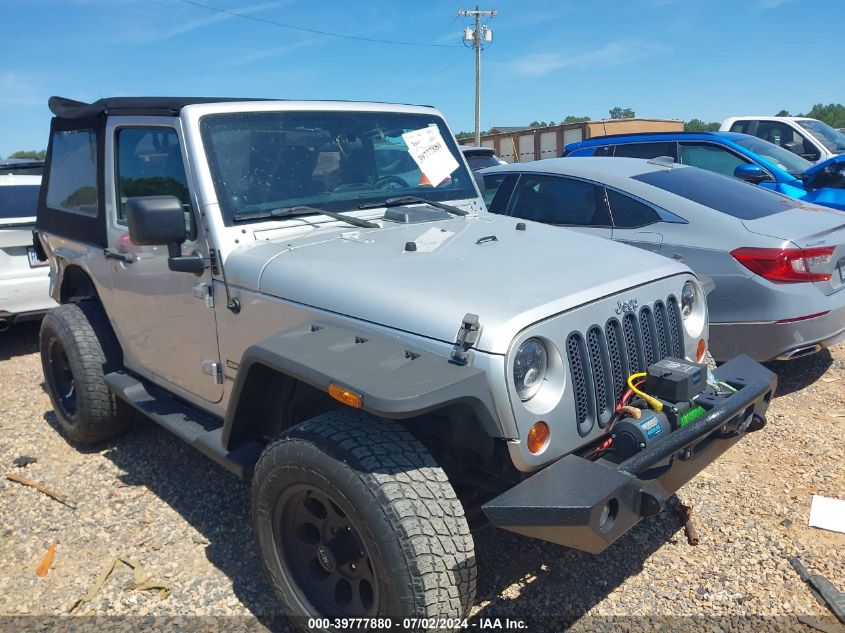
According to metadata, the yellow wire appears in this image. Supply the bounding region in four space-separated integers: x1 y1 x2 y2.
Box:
627 372 663 413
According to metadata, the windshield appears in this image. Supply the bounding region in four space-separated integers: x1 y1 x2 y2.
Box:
200 110 476 225
796 119 845 153
633 167 804 220
0 184 41 220
734 135 813 176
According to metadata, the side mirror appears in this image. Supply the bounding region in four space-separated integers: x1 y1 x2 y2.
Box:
127 196 187 245
126 196 205 274
734 164 771 184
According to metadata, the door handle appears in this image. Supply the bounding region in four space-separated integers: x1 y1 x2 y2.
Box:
103 248 135 263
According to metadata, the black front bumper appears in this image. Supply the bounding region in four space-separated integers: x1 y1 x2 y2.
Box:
482 354 777 554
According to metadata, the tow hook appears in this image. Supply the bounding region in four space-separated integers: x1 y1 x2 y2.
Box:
748 413 766 432
673 501 699 545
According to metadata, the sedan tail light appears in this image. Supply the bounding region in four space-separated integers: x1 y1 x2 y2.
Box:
730 246 835 283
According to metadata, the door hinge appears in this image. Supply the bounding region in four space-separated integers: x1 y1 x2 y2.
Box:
450 313 480 365
193 283 214 309
208 249 220 276
201 360 223 384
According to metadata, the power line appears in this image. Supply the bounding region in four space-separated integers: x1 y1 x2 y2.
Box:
177 0 462 48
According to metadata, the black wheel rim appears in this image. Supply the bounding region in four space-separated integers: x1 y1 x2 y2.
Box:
275 484 378 616
47 336 77 418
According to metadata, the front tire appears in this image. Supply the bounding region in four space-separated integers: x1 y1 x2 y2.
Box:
39 301 133 444
251 410 476 624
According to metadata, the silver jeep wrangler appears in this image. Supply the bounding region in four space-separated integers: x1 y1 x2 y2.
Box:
34 96 776 626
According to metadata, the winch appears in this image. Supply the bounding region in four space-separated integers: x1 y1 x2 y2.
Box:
597 356 727 461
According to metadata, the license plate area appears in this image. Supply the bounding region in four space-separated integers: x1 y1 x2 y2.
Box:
27 246 48 268
838 257 845 284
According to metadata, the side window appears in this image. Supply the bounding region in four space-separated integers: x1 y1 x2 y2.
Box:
606 189 661 228
507 175 610 227
116 127 193 235
46 129 99 216
593 145 613 157
484 173 517 214
678 143 748 177
756 121 793 147
755 120 818 159
482 173 505 207
729 121 750 134
612 142 676 159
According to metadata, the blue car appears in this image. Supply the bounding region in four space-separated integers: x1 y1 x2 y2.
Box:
564 131 845 211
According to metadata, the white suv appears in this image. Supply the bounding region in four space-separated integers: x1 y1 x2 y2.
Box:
721 116 845 163
0 162 56 330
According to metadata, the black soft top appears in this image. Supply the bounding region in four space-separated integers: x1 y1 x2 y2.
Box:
48 96 272 119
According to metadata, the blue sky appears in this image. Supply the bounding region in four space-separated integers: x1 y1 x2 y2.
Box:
1 0 842 157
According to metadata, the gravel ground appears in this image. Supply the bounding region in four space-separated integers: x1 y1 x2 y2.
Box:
0 321 843 632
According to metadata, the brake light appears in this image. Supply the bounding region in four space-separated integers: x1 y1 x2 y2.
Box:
730 246 835 283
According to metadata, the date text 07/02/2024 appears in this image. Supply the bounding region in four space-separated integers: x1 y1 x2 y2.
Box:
306 618 528 630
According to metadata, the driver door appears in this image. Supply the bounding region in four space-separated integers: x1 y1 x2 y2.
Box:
105 120 223 403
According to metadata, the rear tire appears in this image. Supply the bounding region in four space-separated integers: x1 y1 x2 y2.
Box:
251 410 476 625
39 301 133 444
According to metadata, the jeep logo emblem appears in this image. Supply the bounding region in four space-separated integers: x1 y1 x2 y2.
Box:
615 298 638 315
316 545 336 572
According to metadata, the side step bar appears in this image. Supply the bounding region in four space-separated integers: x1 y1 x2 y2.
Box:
104 372 263 479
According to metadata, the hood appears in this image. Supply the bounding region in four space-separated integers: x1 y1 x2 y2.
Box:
802 154 845 190
0 216 35 230
226 213 689 354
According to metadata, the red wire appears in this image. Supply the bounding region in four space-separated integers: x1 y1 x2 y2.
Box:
590 381 647 460
616 380 644 411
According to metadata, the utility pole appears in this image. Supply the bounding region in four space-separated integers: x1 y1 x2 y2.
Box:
458 5 495 146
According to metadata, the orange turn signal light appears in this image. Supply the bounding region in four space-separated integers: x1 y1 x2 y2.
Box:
527 421 550 455
328 383 363 409
696 339 707 362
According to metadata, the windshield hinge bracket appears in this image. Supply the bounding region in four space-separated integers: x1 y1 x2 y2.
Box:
450 313 480 365
201 360 223 384
193 282 214 309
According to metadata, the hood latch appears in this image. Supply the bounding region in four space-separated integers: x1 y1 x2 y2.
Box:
450 313 480 365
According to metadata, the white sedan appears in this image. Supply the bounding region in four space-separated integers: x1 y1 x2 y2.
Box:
0 163 56 330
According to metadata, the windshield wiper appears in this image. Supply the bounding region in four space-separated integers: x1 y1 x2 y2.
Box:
232 205 379 228
358 196 469 216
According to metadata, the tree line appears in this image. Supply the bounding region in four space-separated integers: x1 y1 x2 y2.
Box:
1 149 47 160
6 104 844 156
455 103 845 139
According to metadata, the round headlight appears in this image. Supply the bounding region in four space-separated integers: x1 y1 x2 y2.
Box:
680 280 706 340
514 338 548 401
681 281 696 319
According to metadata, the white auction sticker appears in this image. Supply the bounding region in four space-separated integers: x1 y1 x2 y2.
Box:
401 126 459 187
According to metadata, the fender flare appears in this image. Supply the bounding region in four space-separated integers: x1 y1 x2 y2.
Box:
222 322 503 448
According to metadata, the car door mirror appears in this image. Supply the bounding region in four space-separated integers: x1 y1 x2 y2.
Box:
127 196 205 274
127 196 187 245
734 164 771 184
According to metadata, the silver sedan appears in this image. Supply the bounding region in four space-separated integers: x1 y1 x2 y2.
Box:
481 157 845 362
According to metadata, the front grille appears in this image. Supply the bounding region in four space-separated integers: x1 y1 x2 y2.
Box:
567 296 684 436
566 333 594 437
